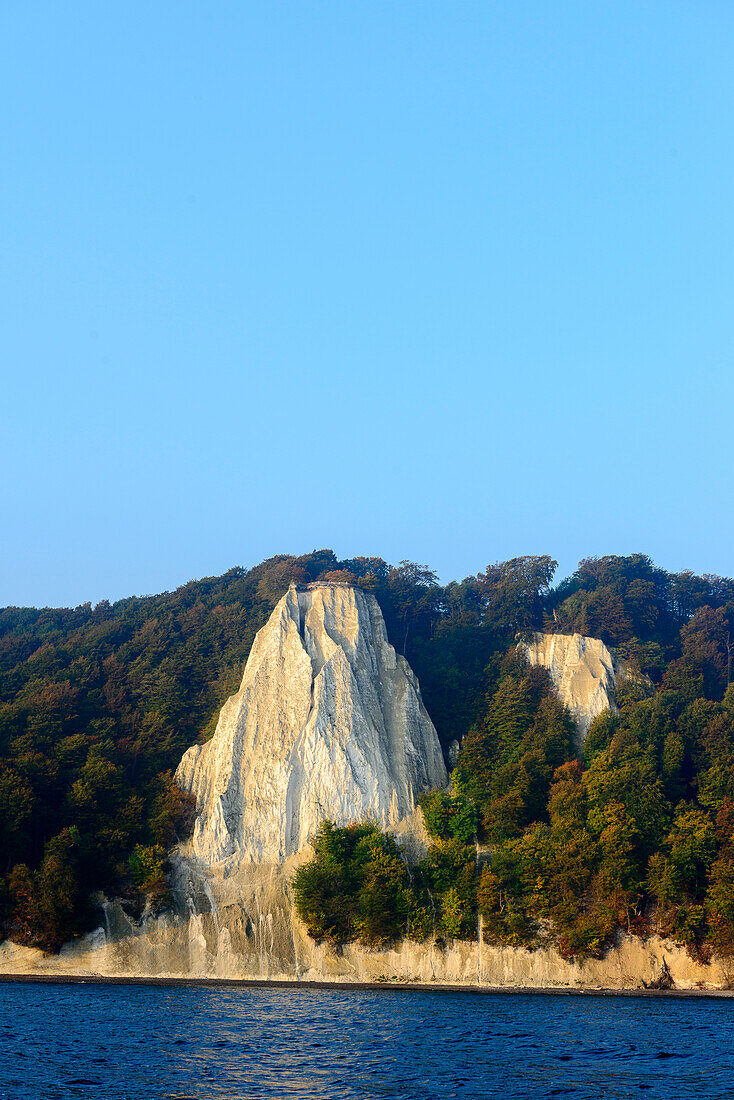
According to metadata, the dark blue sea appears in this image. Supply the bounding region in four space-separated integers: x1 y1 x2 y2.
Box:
1 982 734 1099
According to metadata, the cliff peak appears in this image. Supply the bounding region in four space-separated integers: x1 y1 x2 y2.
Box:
176 583 447 865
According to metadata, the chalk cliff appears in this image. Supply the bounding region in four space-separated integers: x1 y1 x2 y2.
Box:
175 583 448 865
3 607 731 990
524 632 618 742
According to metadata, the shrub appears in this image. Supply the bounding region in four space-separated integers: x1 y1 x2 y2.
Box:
293 821 410 948
420 790 476 844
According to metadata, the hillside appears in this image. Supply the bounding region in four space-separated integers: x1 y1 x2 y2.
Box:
1 550 734 962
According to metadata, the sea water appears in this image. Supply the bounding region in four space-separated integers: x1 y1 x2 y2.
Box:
1 981 733 1099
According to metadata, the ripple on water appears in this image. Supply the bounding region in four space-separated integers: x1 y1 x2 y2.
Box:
0 985 733 1099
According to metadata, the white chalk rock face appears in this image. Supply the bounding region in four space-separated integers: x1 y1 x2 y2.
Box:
524 632 617 742
176 584 447 865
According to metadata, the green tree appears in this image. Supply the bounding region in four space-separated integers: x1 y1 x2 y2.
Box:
706 801 734 955
420 790 476 844
648 803 716 908
478 556 557 637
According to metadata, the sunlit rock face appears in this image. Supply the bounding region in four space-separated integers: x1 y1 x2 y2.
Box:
175 584 447 865
523 632 618 743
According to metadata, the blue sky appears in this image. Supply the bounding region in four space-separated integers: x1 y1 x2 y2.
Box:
2 2 733 607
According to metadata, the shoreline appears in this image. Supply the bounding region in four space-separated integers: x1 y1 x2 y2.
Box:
1 973 734 999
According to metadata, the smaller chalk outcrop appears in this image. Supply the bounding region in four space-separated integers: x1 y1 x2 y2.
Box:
176 584 447 866
524 632 617 742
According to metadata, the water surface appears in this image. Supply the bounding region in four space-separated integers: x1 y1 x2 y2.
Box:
1 981 733 1098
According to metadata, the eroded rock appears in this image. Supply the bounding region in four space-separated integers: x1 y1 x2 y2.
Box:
524 632 618 743
175 583 447 865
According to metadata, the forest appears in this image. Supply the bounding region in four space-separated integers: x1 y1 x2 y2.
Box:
2 549 734 961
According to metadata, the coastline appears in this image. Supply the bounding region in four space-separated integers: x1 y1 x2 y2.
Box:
3 908 731 993
2 972 733 999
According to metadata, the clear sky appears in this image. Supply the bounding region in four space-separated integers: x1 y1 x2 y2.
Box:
2 2 733 608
